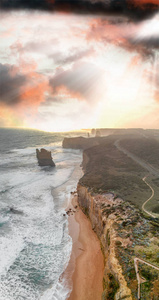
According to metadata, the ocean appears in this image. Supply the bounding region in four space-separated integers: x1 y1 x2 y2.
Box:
0 128 83 300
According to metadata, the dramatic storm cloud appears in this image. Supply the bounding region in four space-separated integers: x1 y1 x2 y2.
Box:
0 0 159 21
0 63 26 105
87 15 159 60
0 63 48 107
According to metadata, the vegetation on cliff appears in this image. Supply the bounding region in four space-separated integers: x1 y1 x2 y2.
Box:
121 137 159 170
79 137 151 209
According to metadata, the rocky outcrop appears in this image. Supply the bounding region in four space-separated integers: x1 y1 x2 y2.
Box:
9 207 23 215
77 184 132 300
36 148 55 167
62 136 99 149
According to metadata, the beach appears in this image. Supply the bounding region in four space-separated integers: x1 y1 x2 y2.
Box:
65 195 104 300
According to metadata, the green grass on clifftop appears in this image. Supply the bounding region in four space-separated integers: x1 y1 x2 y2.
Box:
79 137 151 209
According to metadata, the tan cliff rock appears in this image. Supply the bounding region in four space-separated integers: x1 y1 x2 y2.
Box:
77 184 132 300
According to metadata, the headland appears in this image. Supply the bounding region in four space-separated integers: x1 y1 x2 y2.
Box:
64 129 159 300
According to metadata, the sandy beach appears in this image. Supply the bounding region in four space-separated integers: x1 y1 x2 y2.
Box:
65 195 104 300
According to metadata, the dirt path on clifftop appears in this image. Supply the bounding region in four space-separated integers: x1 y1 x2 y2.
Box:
115 140 159 218
142 176 158 218
134 257 159 300
115 140 159 177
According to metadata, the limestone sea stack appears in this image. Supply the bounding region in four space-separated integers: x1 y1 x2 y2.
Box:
36 148 55 167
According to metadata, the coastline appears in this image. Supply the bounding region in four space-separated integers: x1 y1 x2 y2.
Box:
66 195 104 300
61 136 159 300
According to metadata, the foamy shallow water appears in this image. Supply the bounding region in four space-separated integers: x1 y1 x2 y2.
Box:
0 131 82 300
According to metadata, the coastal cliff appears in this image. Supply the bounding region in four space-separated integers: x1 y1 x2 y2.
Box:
75 136 159 299
77 184 132 300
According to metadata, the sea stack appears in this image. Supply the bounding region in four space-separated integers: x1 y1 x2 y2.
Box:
36 148 55 167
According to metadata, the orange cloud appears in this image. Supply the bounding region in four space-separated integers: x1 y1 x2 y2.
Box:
87 17 156 60
0 60 49 127
128 0 159 9
20 79 48 108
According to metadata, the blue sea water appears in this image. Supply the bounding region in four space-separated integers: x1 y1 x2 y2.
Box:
0 128 83 300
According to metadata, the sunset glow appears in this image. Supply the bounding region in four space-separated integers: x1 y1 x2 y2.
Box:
0 7 159 131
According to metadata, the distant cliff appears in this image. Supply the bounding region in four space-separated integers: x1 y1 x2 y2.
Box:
62 136 100 149
36 148 55 166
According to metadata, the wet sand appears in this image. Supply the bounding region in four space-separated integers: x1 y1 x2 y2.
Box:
66 195 104 300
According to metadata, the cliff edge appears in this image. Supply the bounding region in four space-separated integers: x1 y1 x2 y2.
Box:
62 136 100 149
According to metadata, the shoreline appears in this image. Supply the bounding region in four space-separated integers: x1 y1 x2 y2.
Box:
65 194 104 300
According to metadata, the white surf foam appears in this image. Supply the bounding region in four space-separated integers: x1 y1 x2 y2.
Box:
0 143 82 300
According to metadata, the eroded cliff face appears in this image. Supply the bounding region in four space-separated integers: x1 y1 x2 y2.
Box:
77 184 132 300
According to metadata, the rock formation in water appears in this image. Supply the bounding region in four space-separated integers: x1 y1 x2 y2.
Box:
9 207 23 215
62 136 100 149
36 148 55 167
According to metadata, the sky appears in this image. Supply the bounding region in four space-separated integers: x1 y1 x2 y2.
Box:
0 0 159 132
